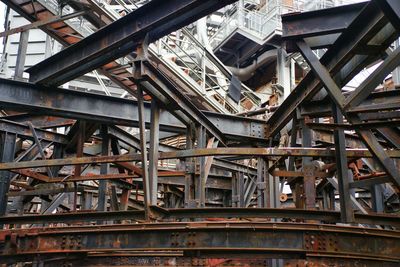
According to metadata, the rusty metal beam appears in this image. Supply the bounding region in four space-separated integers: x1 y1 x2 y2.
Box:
0 119 68 144
0 208 399 227
26 0 237 86
0 11 85 38
0 78 267 141
0 222 399 263
0 147 399 171
282 2 366 52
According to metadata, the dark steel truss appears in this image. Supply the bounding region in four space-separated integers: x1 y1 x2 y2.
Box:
0 0 399 265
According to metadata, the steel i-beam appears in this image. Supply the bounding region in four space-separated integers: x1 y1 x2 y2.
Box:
26 0 237 86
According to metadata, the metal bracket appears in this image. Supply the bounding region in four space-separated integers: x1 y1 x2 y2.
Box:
250 122 263 138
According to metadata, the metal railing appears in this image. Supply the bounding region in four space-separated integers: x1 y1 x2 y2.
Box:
37 0 258 113
210 0 359 48
38 0 93 37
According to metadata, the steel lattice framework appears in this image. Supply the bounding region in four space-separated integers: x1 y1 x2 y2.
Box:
0 0 399 266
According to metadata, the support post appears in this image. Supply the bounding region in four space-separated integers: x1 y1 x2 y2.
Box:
184 124 195 207
0 132 16 218
97 125 109 212
277 47 291 99
74 121 85 178
332 105 354 222
137 86 151 218
149 100 160 206
301 119 314 209
371 184 384 213
257 157 265 207
238 172 245 207
14 30 29 80
196 125 206 207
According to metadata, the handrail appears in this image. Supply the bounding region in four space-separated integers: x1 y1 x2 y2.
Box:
210 0 351 49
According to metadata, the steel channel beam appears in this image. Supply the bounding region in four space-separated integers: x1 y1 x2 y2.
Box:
295 40 400 187
332 105 354 222
267 2 392 138
14 30 28 80
301 90 400 117
0 119 68 144
0 11 86 38
0 147 400 171
0 133 16 217
2 115 75 129
350 176 392 189
107 125 258 175
282 2 366 52
0 208 399 227
375 0 400 30
26 0 237 86
149 100 160 206
0 78 267 141
97 125 110 212
344 45 400 109
306 121 400 131
139 60 225 144
137 86 151 217
0 222 399 263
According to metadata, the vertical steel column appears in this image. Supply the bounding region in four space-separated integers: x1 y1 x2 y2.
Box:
74 121 85 178
288 117 298 172
301 119 314 209
97 125 109 212
14 30 29 80
257 157 265 207
371 184 384 212
149 100 160 206
0 132 16 217
201 137 217 207
332 105 354 222
111 138 130 211
82 192 93 210
184 124 195 207
137 86 151 218
266 161 280 209
277 48 291 99
196 125 206 207
238 172 245 208
110 185 120 211
231 172 238 207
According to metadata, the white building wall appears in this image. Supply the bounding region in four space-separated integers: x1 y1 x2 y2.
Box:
0 10 61 79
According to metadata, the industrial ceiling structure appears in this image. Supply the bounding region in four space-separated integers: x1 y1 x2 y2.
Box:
0 0 399 266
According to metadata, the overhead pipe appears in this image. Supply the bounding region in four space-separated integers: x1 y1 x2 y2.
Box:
227 49 278 81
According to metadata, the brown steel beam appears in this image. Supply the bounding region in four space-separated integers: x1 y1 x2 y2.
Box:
1 148 400 171
0 221 399 263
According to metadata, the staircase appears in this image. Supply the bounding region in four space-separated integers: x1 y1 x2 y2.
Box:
5 0 260 114
209 0 356 67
